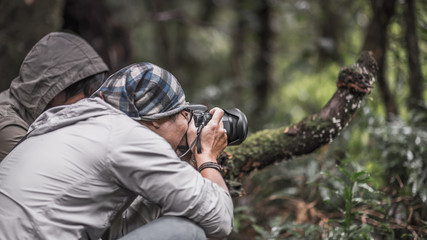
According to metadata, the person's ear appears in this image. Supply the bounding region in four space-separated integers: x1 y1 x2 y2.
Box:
99 91 105 100
151 120 161 129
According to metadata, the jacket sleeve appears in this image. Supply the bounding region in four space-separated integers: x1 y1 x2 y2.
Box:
0 125 27 162
107 125 234 238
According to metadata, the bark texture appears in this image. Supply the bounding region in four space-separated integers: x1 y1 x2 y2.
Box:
404 0 425 113
62 0 132 73
252 0 273 129
218 52 378 197
362 0 398 120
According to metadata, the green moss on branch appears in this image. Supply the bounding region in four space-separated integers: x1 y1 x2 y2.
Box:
218 52 378 197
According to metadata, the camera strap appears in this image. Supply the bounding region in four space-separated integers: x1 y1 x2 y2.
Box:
195 125 204 154
178 125 204 158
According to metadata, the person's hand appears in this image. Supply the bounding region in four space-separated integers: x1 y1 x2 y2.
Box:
191 108 227 166
187 107 230 192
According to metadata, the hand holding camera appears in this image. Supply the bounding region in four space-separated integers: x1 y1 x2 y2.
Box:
179 106 248 163
194 108 228 162
193 108 248 146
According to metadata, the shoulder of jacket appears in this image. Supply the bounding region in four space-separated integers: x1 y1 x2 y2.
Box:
0 106 29 130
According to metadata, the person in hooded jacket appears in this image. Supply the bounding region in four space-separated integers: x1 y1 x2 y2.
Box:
0 32 109 161
0 62 233 239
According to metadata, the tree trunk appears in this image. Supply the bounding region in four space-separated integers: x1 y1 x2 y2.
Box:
317 0 344 65
252 0 273 130
145 0 176 72
0 0 64 92
218 52 378 196
404 0 425 113
362 0 398 121
231 0 248 107
62 0 132 73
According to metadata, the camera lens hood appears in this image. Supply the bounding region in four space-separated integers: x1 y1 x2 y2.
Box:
222 108 248 145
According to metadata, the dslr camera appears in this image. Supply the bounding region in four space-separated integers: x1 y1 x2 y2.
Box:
192 108 248 145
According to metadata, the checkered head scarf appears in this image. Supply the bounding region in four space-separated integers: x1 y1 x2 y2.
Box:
92 62 206 120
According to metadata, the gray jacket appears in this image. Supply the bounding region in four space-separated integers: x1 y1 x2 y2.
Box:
0 32 108 161
0 98 234 239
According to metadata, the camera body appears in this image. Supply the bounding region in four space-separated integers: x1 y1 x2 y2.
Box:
192 108 248 145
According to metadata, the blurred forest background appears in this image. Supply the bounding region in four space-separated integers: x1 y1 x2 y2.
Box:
1 0 426 239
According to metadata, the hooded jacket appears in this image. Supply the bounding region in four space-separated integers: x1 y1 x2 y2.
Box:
0 32 109 160
0 98 234 239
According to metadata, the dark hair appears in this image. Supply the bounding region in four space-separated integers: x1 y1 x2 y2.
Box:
64 71 108 99
169 112 180 121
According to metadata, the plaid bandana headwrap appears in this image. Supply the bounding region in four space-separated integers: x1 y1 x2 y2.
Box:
92 62 206 120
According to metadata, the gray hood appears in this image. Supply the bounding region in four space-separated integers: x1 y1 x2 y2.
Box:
0 32 109 127
28 97 123 138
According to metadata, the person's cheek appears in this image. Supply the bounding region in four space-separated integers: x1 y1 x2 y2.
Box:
186 119 197 142
177 134 188 149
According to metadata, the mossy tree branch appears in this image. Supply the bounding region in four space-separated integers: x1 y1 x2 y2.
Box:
218 51 378 197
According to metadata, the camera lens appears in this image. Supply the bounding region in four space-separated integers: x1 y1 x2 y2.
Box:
222 108 248 145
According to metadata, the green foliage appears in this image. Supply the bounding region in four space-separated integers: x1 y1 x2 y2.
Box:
320 164 389 239
232 106 427 238
232 156 397 239
252 217 322 240
367 117 427 202
271 63 339 125
229 154 324 239
233 206 256 233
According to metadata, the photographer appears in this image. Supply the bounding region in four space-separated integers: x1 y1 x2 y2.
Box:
0 63 233 239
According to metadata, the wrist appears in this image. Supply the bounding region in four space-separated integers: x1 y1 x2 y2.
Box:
198 162 223 174
194 154 217 166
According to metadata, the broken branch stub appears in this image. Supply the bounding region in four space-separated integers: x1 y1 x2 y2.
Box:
218 51 378 197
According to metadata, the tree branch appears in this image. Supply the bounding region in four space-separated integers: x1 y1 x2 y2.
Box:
218 51 378 196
